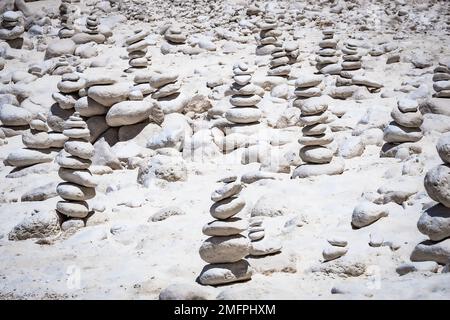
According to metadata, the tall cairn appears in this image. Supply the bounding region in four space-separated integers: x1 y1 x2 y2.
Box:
255 15 279 56
225 62 262 129
126 29 151 71
56 112 97 222
58 0 75 39
316 29 340 75
198 177 252 286
381 98 423 158
432 61 450 98
411 133 450 264
292 98 345 178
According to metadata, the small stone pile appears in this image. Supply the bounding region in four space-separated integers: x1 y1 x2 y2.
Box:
255 15 280 56
336 41 362 86
164 25 187 45
56 112 97 221
85 14 100 36
292 98 345 178
316 29 340 75
381 98 423 158
150 71 181 101
5 114 66 169
58 0 75 39
411 133 450 265
267 46 291 77
126 29 151 71
247 216 282 257
0 11 25 49
432 62 450 98
284 41 300 66
292 74 323 108
225 62 262 128
198 176 252 285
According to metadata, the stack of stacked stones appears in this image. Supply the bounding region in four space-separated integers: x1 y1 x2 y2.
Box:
225 63 262 129
56 112 97 221
248 217 264 241
432 62 450 98
198 176 252 285
267 45 291 77
255 15 280 56
53 72 86 119
164 25 187 45
285 41 300 66
126 29 151 71
411 133 450 264
85 14 99 35
0 11 25 49
5 114 66 170
382 98 423 158
58 0 75 39
316 29 340 75
337 41 362 86
292 74 323 108
292 97 345 178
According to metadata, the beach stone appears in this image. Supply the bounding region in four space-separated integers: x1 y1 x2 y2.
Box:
57 182 95 201
437 133 450 164
44 39 76 59
6 149 54 167
159 283 211 300
351 201 389 228
411 239 450 264
8 209 60 241
74 96 108 117
87 83 130 106
211 181 243 202
199 235 250 264
210 197 246 220
106 100 154 126
56 152 91 170
150 206 186 222
249 238 282 256
58 168 97 188
424 165 450 208
225 107 261 124
202 218 248 236
323 246 348 262
198 260 252 285
56 200 89 218
417 204 450 241
383 123 423 143
64 140 95 159
0 104 32 126
137 154 187 185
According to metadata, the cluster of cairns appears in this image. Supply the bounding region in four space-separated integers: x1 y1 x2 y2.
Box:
58 0 75 39
255 15 279 56
125 29 151 71
316 29 340 75
381 98 423 158
292 96 345 178
0 11 25 49
293 74 323 106
225 62 262 132
336 41 363 86
432 62 450 98
198 176 252 286
5 113 66 170
411 133 450 265
56 112 97 226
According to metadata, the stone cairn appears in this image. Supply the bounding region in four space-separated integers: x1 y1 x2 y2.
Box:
198 176 252 286
292 74 323 108
316 29 340 75
56 112 97 222
163 24 187 45
85 14 100 36
255 15 280 56
0 11 25 49
267 45 291 77
411 133 450 265
225 62 262 130
5 113 66 170
432 62 450 98
150 71 181 102
337 41 362 86
381 98 423 158
284 41 300 66
126 29 151 72
58 0 75 39
292 97 345 178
